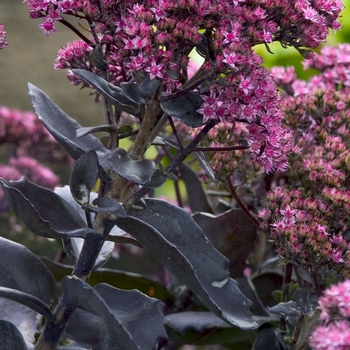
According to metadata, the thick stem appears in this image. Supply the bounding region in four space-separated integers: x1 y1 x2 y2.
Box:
35 295 76 350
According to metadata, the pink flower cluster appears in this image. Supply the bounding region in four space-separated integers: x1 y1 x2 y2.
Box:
0 24 7 49
310 280 350 350
0 107 69 209
0 106 69 163
24 1 342 173
260 44 350 286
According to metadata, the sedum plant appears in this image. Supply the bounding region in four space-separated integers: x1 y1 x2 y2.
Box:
0 0 345 349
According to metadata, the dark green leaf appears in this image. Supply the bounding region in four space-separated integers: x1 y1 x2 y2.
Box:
0 287 53 320
41 257 173 301
69 150 99 205
193 209 256 277
28 83 108 163
0 320 27 350
0 178 100 239
116 199 257 330
139 77 160 100
0 237 58 305
72 69 139 115
109 148 157 185
165 311 258 346
120 82 146 104
180 164 213 213
160 92 204 127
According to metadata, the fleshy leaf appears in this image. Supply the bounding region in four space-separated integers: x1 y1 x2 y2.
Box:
0 299 37 350
71 69 139 115
62 277 166 350
41 257 173 301
193 209 257 277
120 82 146 104
268 301 301 317
179 164 214 213
139 77 160 100
95 284 167 348
194 151 216 181
91 197 126 217
160 92 204 127
69 150 100 205
116 199 257 330
76 125 117 138
253 323 286 350
0 320 27 350
0 237 58 305
0 287 53 320
165 311 259 346
0 178 99 239
109 148 157 185
28 83 108 165
142 169 167 189
54 186 116 268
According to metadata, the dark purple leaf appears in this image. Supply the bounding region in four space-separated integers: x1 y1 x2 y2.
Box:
142 169 167 189
95 284 167 347
252 273 283 308
71 69 139 116
160 92 204 127
0 320 27 350
268 301 301 317
28 84 108 164
179 164 214 213
69 150 99 205
0 299 37 350
0 178 99 239
193 209 256 277
116 199 257 330
293 288 312 315
253 323 286 350
0 237 58 305
110 148 157 185
76 125 117 138
120 82 146 104
91 197 126 217
62 277 166 350
194 151 216 181
41 257 173 301
139 77 160 100
0 287 53 320
165 311 258 346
